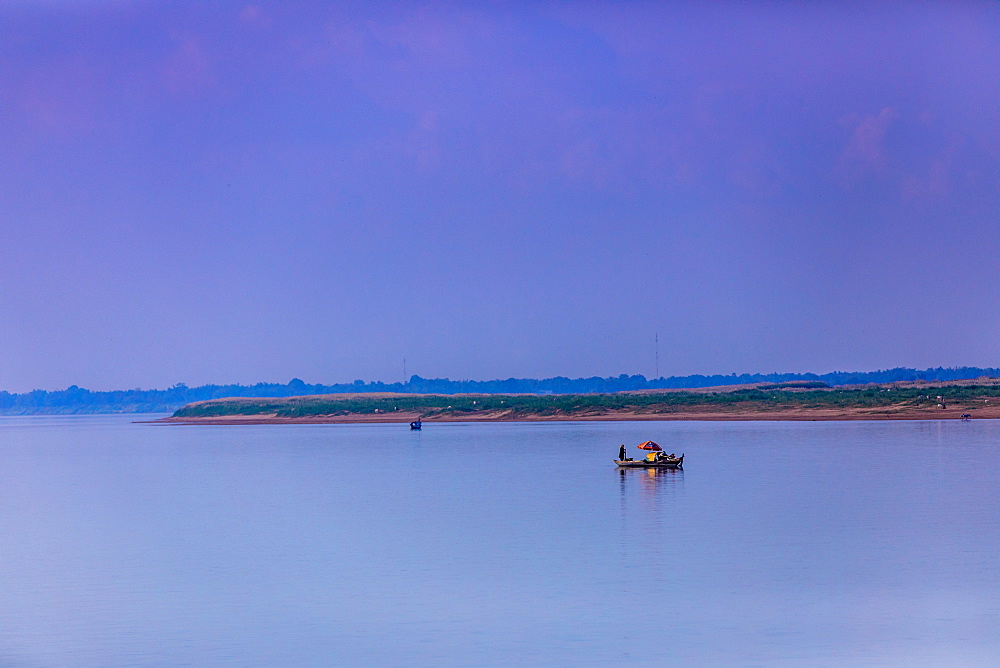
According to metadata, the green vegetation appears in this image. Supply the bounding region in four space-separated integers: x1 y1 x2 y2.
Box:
171 381 1000 419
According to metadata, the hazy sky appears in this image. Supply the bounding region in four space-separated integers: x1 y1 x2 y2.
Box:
1 1 998 391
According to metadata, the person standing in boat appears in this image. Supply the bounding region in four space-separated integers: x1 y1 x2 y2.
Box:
618 444 626 461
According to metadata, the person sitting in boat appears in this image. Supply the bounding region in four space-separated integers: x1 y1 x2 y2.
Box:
646 451 658 462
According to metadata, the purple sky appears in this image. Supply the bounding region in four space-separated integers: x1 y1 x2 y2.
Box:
1 1 999 392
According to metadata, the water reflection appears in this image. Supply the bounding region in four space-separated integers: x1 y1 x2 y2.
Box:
617 467 685 574
619 465 684 486
618 466 684 512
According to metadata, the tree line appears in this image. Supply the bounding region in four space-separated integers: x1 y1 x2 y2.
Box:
1 366 998 414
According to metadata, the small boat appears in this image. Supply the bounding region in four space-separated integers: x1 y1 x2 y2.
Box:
409 420 422 430
615 454 683 469
616 441 683 468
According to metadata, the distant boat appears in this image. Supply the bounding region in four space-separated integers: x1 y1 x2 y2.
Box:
410 420 422 430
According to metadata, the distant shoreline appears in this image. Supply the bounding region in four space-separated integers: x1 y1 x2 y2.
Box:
154 380 1000 425
9 368 1000 416
154 406 999 425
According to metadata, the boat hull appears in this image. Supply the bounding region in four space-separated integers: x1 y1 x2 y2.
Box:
615 457 683 469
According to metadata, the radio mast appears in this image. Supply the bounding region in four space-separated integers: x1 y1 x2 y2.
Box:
655 333 659 379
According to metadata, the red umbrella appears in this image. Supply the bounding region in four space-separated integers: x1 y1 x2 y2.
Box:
637 440 662 451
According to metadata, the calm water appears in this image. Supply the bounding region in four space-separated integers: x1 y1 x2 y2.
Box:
0 415 997 665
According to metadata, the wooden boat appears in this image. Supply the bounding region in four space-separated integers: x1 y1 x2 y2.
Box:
615 454 683 469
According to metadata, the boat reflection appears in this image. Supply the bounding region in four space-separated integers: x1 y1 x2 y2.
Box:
621 465 683 487
618 465 684 506
617 465 684 564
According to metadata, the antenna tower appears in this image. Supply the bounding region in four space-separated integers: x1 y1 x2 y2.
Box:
655 333 659 379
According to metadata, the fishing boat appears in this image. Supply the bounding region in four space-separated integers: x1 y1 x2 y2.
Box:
615 440 683 468
615 454 683 469
409 419 422 430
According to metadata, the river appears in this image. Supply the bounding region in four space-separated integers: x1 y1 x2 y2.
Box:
0 415 997 665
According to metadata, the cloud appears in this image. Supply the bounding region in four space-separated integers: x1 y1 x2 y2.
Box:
161 35 215 95
10 56 111 136
238 4 270 28
840 107 900 177
901 159 950 202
